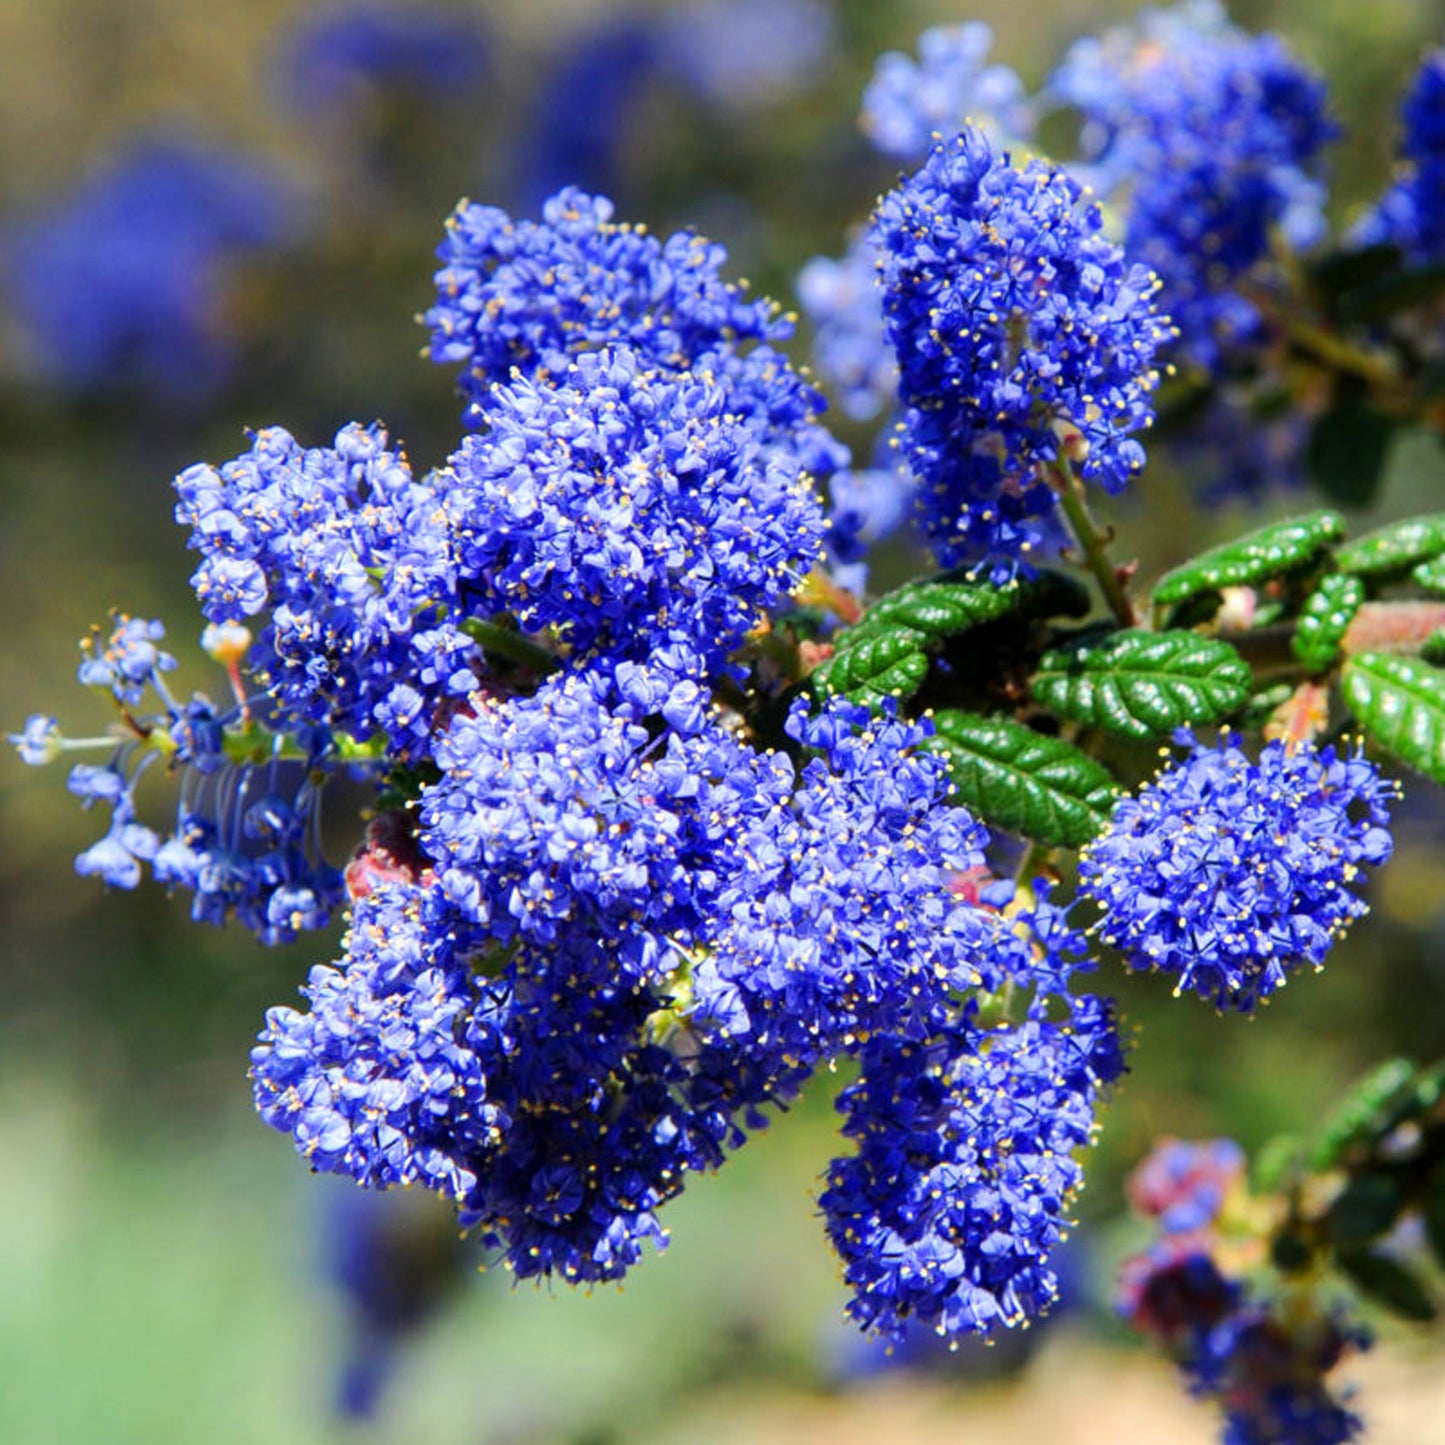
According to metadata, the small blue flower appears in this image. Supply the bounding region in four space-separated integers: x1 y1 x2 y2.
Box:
77 615 177 706
425 187 846 484
1080 733 1396 1011
821 886 1123 1341
441 346 825 669
10 714 61 766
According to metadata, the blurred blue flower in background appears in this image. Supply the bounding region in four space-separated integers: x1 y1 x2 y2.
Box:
511 19 661 215
272 1 487 114
2 135 295 400
656 0 835 110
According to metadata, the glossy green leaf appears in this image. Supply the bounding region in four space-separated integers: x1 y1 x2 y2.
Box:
1414 556 1445 595
1307 399 1396 507
1342 652 1445 784
812 630 929 702
1252 1134 1305 1195
839 579 1022 651
839 569 1088 653
1031 629 1250 739
923 711 1120 847
1336 514 1445 579
1336 1248 1438 1322
1308 1058 1417 1171
1153 510 1346 609
1293 574 1367 673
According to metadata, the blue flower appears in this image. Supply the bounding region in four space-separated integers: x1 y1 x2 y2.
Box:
1 136 293 399
1051 2 1336 372
441 346 825 668
1355 48 1445 261
77 614 177 707
861 24 1034 160
511 21 658 210
1079 733 1396 1011
1127 1137 1246 1236
253 882 504 1197
10 714 62 766
871 127 1170 569
422 662 791 968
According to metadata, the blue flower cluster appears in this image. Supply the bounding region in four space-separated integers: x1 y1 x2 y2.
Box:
860 23 1034 160
175 422 467 757
2 136 293 399
871 127 1170 570
1121 1137 1367 1445
20 176 1135 1337
1051 0 1336 372
821 887 1124 1340
443 347 824 671
257 686 1061 1290
1080 733 1396 1011
1357 47 1445 262
426 187 845 483
13 614 345 943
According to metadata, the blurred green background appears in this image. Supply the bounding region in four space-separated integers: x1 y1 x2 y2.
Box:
3 1 1445 1441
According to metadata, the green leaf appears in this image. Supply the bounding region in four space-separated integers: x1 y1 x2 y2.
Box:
1308 399 1396 508
1293 574 1367 673
839 569 1088 652
1309 1058 1417 1171
1252 1134 1305 1194
1336 514 1445 579
1326 1173 1407 1246
1342 652 1445 784
812 630 929 702
1415 556 1445 595
1336 1248 1438 1322
1153 510 1346 609
923 711 1120 847
816 570 1092 707
1031 629 1250 739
